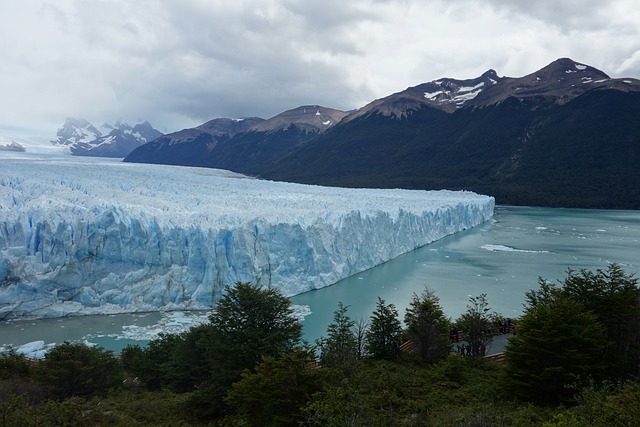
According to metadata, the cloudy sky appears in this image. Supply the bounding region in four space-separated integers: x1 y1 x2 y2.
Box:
2 0 639 139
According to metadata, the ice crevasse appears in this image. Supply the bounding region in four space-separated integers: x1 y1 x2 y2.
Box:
0 157 494 319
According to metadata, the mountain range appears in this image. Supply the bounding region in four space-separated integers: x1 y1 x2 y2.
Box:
53 118 163 158
124 58 640 209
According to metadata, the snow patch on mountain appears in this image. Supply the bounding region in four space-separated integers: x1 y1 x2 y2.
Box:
422 79 488 107
51 118 163 158
52 118 102 146
0 156 494 320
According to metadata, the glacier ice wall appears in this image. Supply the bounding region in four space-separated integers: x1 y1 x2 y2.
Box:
0 156 494 319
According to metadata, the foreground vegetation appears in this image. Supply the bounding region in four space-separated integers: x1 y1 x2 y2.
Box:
1 264 638 426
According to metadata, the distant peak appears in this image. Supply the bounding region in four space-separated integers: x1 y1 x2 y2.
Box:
64 117 92 127
132 121 154 130
482 69 499 79
541 57 610 79
249 105 349 133
553 57 579 65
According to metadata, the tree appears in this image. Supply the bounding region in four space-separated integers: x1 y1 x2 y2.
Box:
505 295 607 404
353 317 369 360
189 281 302 418
121 333 183 391
225 348 325 427
122 325 213 393
0 350 31 380
33 342 122 399
524 264 640 379
551 264 640 378
404 288 451 363
206 281 302 375
318 302 358 370
365 297 403 360
506 265 640 405
456 294 495 358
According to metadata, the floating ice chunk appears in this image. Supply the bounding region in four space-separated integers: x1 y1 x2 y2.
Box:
16 340 45 355
14 340 55 358
292 304 312 321
481 244 549 254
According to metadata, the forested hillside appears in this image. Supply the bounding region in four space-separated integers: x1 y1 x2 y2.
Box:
262 90 640 209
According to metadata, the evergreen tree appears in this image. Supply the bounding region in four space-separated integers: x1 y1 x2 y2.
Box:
404 288 451 363
0 350 31 380
33 342 122 400
365 297 403 360
225 348 324 427
186 281 303 419
121 333 187 391
505 295 607 404
505 265 640 404
524 265 640 378
318 302 358 370
554 264 640 378
205 281 302 373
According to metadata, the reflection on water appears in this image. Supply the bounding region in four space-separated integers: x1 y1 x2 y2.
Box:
2 206 639 352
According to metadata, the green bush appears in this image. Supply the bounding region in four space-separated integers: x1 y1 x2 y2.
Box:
33 342 123 400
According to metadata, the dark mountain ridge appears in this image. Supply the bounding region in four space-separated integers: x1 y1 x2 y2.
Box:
124 106 348 172
124 58 640 209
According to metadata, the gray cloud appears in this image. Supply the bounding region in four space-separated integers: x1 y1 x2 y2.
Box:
471 0 616 33
0 0 639 138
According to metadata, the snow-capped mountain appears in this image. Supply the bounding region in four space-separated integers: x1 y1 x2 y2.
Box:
346 58 638 120
0 140 26 152
0 156 494 319
52 118 163 158
259 58 640 209
51 118 102 146
345 69 504 121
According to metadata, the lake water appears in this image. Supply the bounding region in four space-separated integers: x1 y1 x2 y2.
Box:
2 206 639 354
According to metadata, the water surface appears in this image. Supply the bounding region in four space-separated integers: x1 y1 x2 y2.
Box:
2 206 638 352
291 206 640 341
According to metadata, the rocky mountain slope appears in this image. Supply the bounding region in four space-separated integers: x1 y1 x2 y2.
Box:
124 58 640 209
0 140 26 152
124 106 348 174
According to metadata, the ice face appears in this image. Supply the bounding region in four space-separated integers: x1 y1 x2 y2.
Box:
0 156 494 319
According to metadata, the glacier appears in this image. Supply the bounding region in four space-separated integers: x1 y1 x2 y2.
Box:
0 154 494 320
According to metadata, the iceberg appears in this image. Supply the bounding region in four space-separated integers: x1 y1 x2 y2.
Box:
15 340 52 359
0 156 494 319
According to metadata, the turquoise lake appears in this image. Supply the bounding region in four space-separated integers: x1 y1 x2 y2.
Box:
2 206 639 353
